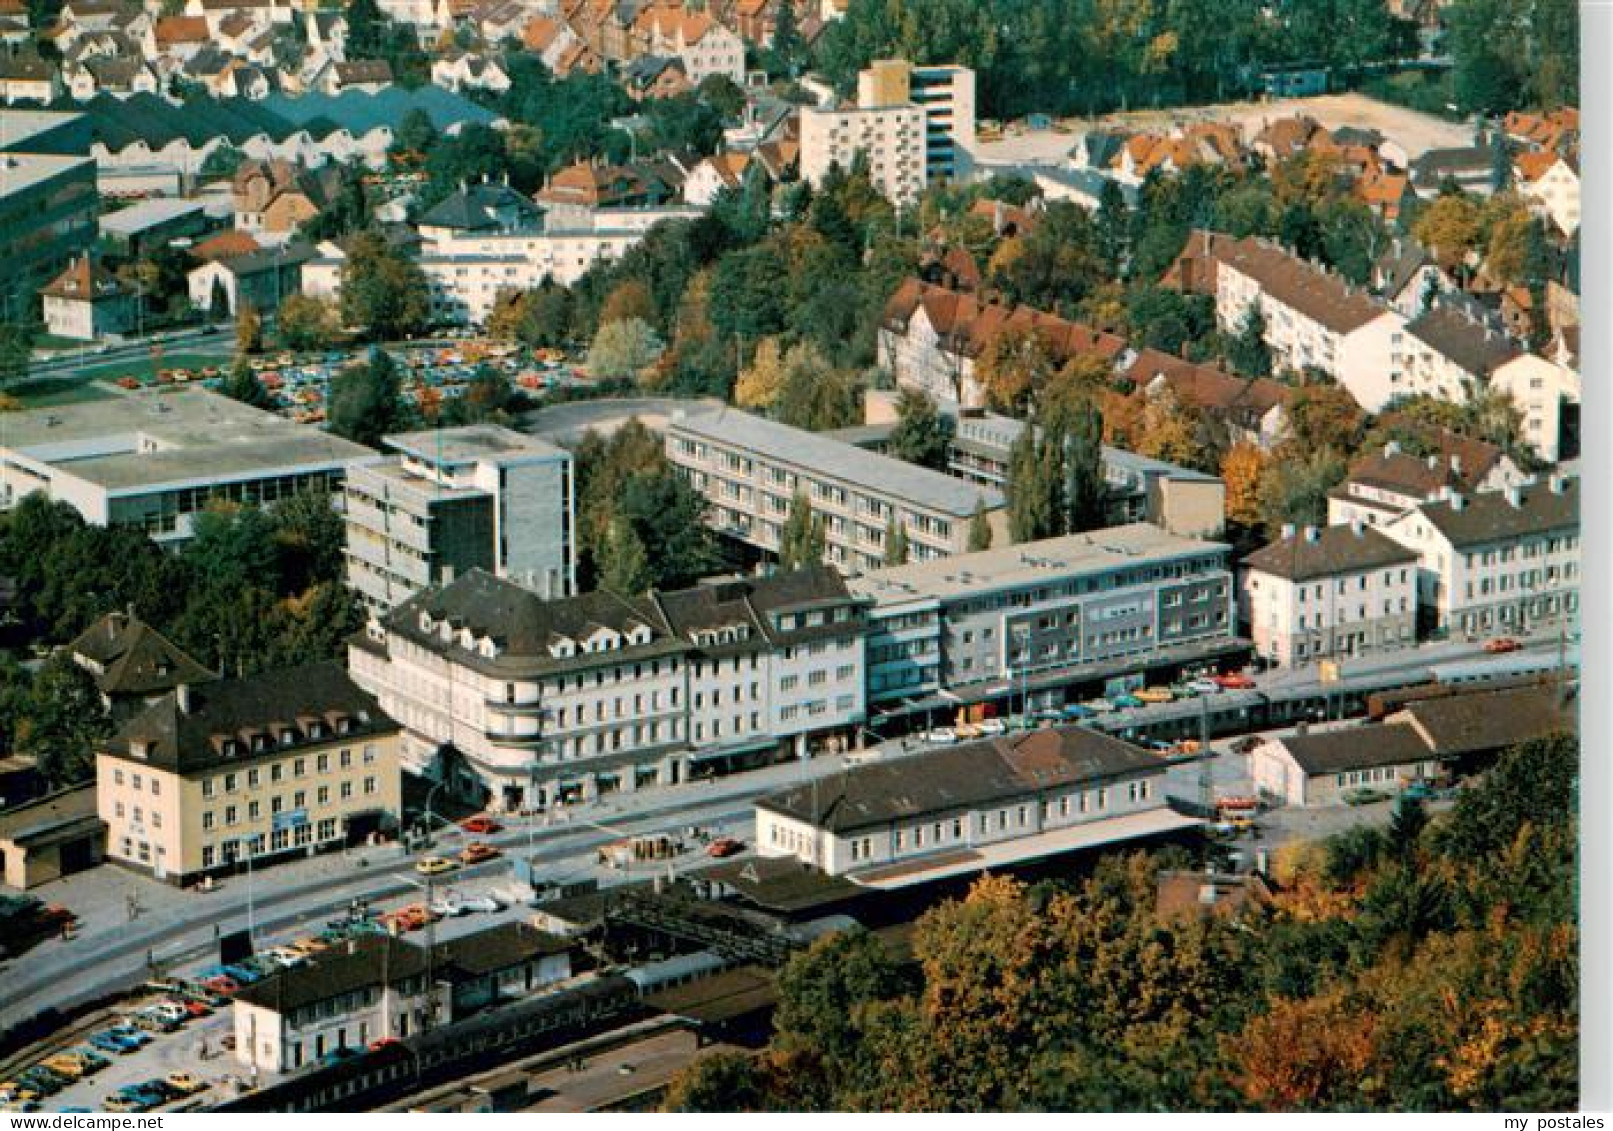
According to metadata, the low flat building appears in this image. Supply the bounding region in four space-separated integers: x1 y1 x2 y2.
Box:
849 523 1236 712
96 662 403 885
0 117 97 324
666 406 1006 575
343 425 575 616
0 388 377 544
754 724 1197 885
0 785 105 889
1252 722 1440 807
1239 522 1420 667
1383 475 1579 637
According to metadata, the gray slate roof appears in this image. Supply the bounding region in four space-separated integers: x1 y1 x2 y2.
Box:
1276 723 1432 775
757 725 1168 835
671 407 1003 518
1416 478 1578 548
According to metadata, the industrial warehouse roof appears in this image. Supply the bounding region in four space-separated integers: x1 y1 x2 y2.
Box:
757 725 1174 835
848 523 1227 605
65 88 498 153
669 406 1003 519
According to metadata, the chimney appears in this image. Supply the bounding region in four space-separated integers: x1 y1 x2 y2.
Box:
1504 485 1522 508
176 683 192 713
1281 522 1296 541
1549 474 1567 494
1303 526 1320 544
1426 454 1439 471
1450 492 1466 511
1449 453 1462 477
1350 518 1364 537
1384 440 1400 458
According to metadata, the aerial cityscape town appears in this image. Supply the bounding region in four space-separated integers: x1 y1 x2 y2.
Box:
0 0 1585 1113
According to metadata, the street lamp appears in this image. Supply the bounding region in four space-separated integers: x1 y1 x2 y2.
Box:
419 776 447 849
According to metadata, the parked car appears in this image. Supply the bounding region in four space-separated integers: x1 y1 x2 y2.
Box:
320 1047 362 1068
460 841 501 865
37 1058 83 1082
1214 672 1256 690
102 1094 149 1113
1186 678 1221 695
1112 694 1144 710
1135 687 1174 704
88 1032 140 1056
1059 704 1094 720
1080 699 1115 714
460 816 503 835
368 1038 401 1052
707 837 744 858
1343 787 1391 806
200 976 240 996
1231 736 1264 755
1483 637 1522 654
458 893 505 914
416 855 459 877
977 717 1008 736
925 727 958 745
164 1073 207 1096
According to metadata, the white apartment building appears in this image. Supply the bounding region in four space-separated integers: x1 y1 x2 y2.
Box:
343 425 575 616
1239 523 1421 667
754 725 1192 885
1382 476 1580 637
665 406 1007 575
1400 298 1521 404
1327 438 1526 528
800 97 926 204
349 567 871 808
1197 233 1408 411
1515 152 1580 235
1490 352 1581 463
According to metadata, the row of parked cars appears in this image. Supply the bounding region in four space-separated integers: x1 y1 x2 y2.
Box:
102 1073 207 1113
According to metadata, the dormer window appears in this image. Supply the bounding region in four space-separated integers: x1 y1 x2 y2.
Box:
224 739 242 757
336 717 351 735
280 729 295 746
308 722 325 740
419 612 434 633
251 734 269 752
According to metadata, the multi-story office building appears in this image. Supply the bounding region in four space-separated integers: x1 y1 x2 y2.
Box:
1382 475 1580 637
343 425 575 616
348 567 871 809
0 110 98 323
800 59 973 204
666 407 1006 575
755 725 1195 885
0 388 377 543
1238 522 1421 667
95 662 403 886
945 410 1226 540
849 524 1238 713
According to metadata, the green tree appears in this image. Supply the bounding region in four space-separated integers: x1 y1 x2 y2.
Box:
338 231 430 341
885 388 955 471
1052 398 1107 533
774 342 860 431
327 348 411 448
1228 302 1272 377
883 516 909 566
778 490 826 571
1007 422 1063 543
12 655 111 787
585 317 663 382
967 500 993 551
276 293 338 351
1258 447 1347 529
0 321 35 385
599 517 653 596
222 355 273 409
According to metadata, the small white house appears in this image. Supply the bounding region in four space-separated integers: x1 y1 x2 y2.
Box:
40 256 136 341
1251 723 1440 808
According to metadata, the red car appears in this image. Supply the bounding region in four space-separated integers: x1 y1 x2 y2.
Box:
1214 672 1256 690
460 841 502 865
459 816 503 835
174 999 211 1018
201 976 239 996
368 1038 401 1052
706 837 744 859
1483 637 1522 654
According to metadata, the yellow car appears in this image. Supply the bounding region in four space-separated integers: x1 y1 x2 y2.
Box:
415 855 458 877
165 1073 208 1096
1136 687 1175 704
38 1058 83 1082
0 1085 40 1105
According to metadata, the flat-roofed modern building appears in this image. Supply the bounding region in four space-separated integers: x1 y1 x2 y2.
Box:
666 406 1007 575
849 524 1238 712
343 425 575 616
0 388 378 542
754 725 1198 886
0 135 98 322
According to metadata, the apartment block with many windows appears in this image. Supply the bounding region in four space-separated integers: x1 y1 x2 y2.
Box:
95 662 403 886
666 406 1006 576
